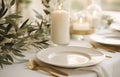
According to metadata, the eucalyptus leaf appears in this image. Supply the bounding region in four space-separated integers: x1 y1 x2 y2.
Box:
35 16 42 20
28 27 36 34
0 0 6 17
34 40 49 46
0 8 3 16
13 51 25 57
12 56 28 63
40 40 49 43
31 43 42 49
33 9 43 19
10 0 15 6
5 18 18 32
2 61 12 65
46 23 50 28
46 0 50 3
19 48 26 51
7 14 22 19
5 24 12 34
41 42 49 45
1 0 5 11
0 8 8 18
0 25 6 30
12 48 22 53
4 34 15 38
0 30 4 35
39 20 43 29
43 4 50 8
5 43 14 46
6 54 14 62
43 9 50 15
2 54 9 61
0 19 6 24
0 37 4 42
42 0 49 7
14 41 25 49
20 19 29 29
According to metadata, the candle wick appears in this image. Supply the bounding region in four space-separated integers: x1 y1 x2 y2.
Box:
79 18 83 23
58 3 63 10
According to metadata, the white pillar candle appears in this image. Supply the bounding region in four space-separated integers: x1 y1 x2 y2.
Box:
51 8 70 45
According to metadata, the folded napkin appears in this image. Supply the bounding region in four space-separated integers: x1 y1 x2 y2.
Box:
75 64 112 77
74 52 120 77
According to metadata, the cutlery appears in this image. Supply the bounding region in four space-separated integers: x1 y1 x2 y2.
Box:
89 41 113 58
40 65 68 76
27 59 68 77
28 59 58 77
89 41 116 53
98 43 120 52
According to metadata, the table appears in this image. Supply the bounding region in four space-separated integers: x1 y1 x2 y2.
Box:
0 39 120 77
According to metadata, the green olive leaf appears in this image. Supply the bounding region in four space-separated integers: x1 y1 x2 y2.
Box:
10 0 15 6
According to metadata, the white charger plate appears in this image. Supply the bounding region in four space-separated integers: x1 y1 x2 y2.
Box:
90 33 120 46
36 46 105 68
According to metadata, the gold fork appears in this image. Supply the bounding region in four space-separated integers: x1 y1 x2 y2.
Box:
89 41 112 58
98 43 120 52
27 59 68 77
90 41 116 53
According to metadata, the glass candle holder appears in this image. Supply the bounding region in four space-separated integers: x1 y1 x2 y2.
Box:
87 0 103 31
70 10 95 40
50 0 70 11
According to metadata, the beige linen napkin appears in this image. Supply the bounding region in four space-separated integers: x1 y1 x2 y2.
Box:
75 64 111 77
75 52 120 77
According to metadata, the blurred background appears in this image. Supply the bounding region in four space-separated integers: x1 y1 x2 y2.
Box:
71 0 120 11
0 0 120 21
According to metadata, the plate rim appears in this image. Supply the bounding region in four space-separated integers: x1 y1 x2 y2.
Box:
36 46 105 68
90 33 120 46
110 23 120 31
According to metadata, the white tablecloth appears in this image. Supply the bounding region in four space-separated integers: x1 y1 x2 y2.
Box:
0 39 120 77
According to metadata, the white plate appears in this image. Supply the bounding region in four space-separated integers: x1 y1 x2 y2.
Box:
36 46 105 68
90 33 120 46
110 23 120 31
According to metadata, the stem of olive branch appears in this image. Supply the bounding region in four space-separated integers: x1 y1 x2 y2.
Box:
89 42 112 58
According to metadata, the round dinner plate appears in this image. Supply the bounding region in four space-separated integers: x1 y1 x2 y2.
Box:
90 33 120 46
110 23 120 31
36 46 105 68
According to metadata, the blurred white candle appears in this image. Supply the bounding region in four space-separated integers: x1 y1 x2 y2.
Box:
51 4 70 45
72 18 90 30
71 17 95 35
90 11 102 29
